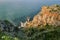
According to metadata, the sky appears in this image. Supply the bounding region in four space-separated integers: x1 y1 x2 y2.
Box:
0 0 60 2
0 0 60 3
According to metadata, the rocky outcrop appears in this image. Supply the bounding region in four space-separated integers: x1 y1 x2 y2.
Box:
0 20 15 32
20 5 60 27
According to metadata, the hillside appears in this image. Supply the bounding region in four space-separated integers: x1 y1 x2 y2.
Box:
0 5 60 40
20 5 60 27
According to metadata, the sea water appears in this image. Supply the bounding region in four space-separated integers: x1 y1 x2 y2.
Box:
0 0 60 25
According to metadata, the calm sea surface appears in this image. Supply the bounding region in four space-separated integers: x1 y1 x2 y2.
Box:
0 0 60 24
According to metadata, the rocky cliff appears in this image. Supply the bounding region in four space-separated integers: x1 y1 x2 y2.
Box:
20 5 60 27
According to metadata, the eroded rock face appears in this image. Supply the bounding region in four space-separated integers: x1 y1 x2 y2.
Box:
21 5 60 27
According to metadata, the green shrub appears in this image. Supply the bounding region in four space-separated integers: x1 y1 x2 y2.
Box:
21 25 60 40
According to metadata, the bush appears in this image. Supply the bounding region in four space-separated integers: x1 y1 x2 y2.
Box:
0 32 19 40
21 25 60 40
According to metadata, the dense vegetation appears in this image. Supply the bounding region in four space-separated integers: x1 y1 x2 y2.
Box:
0 31 19 40
20 25 60 40
0 20 60 40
